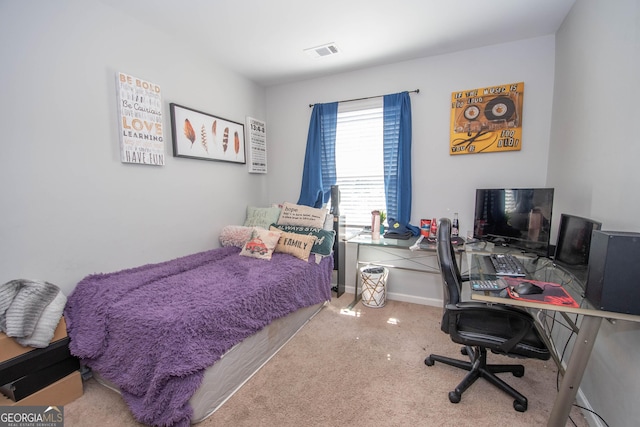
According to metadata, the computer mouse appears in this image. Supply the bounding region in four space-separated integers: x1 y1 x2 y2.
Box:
514 282 544 295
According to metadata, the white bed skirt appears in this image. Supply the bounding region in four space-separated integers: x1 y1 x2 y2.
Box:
93 301 327 424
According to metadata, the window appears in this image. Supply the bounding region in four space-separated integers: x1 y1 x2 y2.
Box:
300 92 411 228
333 98 385 226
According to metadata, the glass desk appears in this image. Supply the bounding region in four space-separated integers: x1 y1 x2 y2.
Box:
467 245 640 427
347 234 463 310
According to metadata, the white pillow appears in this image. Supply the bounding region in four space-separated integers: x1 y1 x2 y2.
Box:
277 202 327 228
323 213 334 231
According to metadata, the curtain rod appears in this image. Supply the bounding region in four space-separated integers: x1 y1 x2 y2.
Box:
309 89 419 108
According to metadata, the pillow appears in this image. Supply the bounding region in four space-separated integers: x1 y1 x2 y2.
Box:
219 225 253 248
270 226 317 261
270 224 335 256
323 213 334 231
240 228 282 260
277 202 327 228
244 206 282 229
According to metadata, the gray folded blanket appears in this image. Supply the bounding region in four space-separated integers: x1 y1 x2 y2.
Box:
0 279 67 348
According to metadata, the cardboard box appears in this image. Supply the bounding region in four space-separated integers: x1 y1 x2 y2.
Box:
1 356 80 401
0 338 72 385
0 317 68 362
0 370 83 407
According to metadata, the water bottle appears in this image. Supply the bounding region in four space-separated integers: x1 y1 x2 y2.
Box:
371 210 381 242
452 213 460 237
430 217 438 238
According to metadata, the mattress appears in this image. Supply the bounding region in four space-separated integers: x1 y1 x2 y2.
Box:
93 301 326 424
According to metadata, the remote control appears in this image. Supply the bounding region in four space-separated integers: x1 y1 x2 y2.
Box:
471 279 508 291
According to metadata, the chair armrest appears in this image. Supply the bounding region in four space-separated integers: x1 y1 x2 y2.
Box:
446 301 532 320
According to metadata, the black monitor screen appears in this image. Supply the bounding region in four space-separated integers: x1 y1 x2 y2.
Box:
554 214 602 268
474 188 554 255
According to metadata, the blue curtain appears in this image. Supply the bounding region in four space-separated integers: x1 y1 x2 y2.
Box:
383 92 417 234
297 102 338 207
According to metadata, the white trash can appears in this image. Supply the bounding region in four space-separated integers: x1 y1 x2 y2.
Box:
360 266 388 308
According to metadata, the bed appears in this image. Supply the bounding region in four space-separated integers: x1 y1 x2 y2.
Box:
64 219 335 427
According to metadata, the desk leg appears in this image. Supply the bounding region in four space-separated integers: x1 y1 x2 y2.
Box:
548 315 602 427
346 243 361 310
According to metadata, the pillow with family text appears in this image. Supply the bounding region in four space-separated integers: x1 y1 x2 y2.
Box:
270 224 335 256
276 202 327 228
269 226 317 261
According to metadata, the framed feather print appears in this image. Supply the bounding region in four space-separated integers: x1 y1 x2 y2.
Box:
170 103 246 164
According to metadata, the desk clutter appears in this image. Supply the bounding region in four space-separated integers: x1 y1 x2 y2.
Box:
383 218 414 240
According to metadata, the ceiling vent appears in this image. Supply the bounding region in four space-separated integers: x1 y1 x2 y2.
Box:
304 43 340 58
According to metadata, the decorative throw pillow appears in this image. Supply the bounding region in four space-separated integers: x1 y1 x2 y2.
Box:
244 206 282 229
240 228 282 260
270 226 317 261
270 224 335 256
323 213 334 231
276 202 327 228
219 225 254 248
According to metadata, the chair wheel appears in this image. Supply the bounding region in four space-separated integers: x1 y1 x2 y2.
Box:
449 391 461 403
424 357 434 366
460 346 468 355
513 400 527 412
513 367 525 377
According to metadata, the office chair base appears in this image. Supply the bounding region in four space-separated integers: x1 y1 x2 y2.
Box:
425 345 528 412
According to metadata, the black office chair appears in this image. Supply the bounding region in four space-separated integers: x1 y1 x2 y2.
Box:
424 218 550 412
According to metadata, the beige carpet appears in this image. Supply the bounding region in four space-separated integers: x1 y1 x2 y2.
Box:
64 293 588 426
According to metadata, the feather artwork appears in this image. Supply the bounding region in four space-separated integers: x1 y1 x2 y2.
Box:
212 120 217 142
222 127 229 153
183 119 196 147
234 131 240 155
201 124 208 153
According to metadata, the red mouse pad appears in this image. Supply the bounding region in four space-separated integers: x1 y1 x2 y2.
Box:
504 278 579 308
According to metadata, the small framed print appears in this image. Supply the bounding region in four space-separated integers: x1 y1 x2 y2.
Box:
170 103 246 164
246 116 267 173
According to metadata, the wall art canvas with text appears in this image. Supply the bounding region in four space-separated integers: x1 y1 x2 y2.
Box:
116 72 165 165
450 82 524 155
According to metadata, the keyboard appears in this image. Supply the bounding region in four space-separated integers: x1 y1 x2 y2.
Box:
487 253 527 277
471 278 509 291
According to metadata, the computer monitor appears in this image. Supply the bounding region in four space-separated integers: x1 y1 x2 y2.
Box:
473 188 554 256
553 214 602 283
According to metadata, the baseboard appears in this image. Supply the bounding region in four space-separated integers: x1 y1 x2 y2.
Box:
575 388 604 427
342 285 442 308
385 292 442 307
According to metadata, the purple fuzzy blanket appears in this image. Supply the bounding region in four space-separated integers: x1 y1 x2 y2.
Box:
64 246 332 427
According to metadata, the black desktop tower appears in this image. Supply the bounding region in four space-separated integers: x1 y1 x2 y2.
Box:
585 230 640 315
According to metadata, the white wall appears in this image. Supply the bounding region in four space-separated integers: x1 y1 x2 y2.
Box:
0 0 267 296
266 36 557 302
548 0 640 425
3 0 635 423
266 36 556 227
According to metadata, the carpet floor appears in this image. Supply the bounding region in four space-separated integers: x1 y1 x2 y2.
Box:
64 293 589 426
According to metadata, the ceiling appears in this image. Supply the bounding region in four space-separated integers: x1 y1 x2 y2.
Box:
99 0 576 87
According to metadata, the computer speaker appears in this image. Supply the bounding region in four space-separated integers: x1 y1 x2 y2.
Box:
585 230 640 315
